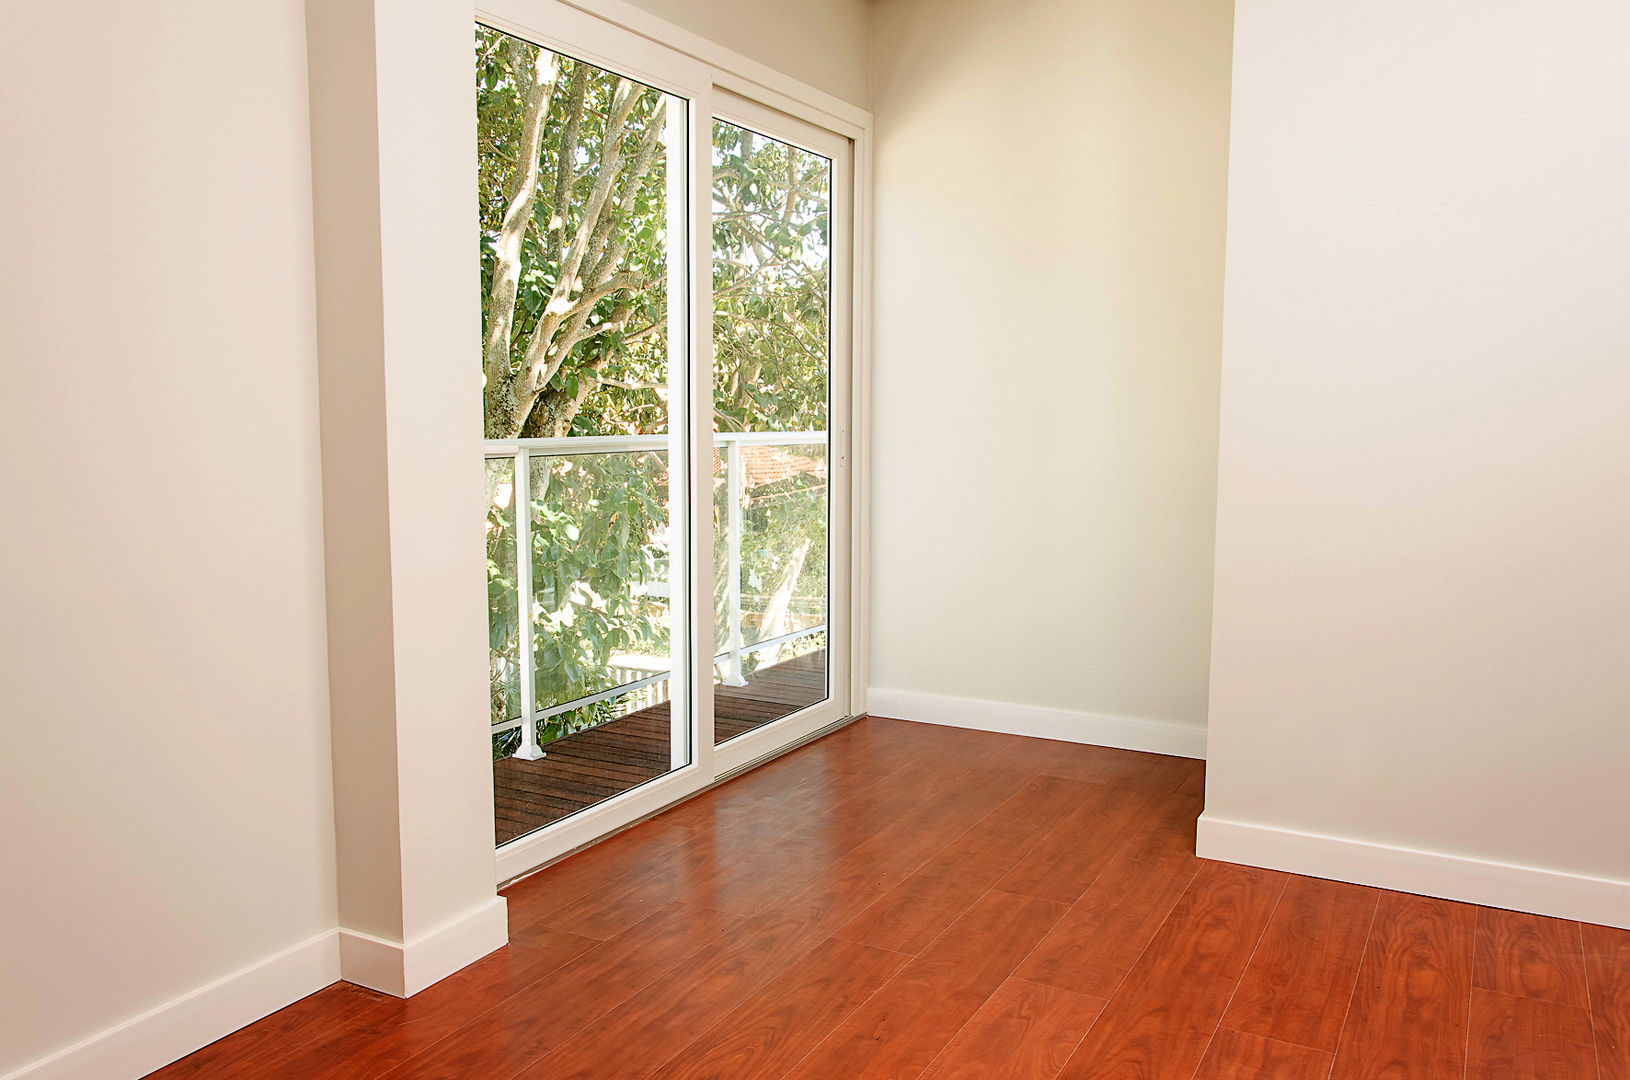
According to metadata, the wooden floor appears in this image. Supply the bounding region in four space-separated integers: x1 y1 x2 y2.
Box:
153 717 1629 1080
493 650 826 844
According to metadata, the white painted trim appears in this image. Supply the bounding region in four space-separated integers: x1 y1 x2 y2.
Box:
866 688 1208 760
1196 814 1630 931
1 931 339 1080
848 127 872 721
555 0 869 133
339 896 509 998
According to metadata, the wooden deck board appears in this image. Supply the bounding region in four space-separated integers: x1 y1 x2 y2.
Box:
492 650 827 844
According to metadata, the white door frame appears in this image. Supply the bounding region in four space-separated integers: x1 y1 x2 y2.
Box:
480 0 873 885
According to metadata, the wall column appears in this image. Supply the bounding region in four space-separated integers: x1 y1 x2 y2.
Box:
306 0 507 996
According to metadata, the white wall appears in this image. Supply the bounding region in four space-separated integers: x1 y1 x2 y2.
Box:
867 0 1233 749
1202 0 1630 925
0 0 337 1074
618 0 869 107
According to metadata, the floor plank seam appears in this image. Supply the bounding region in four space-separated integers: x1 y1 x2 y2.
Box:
760 774 1068 1080
634 932 836 1080
1461 921 1474 1080
1055 853 1203 1071
1321 887 1381 1080
1577 921 1606 1080
1186 875 1290 1080
909 888 1074 1080
379 908 724 1080
575 756 1035 1079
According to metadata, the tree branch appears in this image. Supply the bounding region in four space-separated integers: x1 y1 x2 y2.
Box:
517 81 642 391
481 40 558 438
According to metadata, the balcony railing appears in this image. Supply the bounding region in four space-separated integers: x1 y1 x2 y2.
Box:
485 430 827 760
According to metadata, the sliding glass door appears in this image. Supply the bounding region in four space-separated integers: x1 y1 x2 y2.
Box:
475 5 852 877
708 94 852 775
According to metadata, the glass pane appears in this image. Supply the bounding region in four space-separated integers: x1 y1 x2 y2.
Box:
486 457 522 730
478 23 688 845
526 449 671 737
711 119 831 744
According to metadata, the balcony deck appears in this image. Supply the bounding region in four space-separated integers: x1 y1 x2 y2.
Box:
493 649 827 845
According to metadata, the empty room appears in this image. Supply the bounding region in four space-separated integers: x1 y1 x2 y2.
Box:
3 0 1627 1078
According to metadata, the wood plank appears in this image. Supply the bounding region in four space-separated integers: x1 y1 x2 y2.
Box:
705 760 1032 920
1584 921 1630 1080
649 937 911 1080
836 774 1098 953
378 902 728 1079
1472 906 1590 1008
502 817 701 933
1220 874 1379 1052
1172 759 1206 799
917 978 1105 1080
506 722 917 938
518 755 951 944
542 756 978 940
1032 742 1160 786
1465 988 1598 1080
1054 861 1288 1080
512 899 851 1080
146 720 1622 1080
1326 891 1476 1080
1191 1028 1334 1080
513 767 1041 1080
1015 796 1204 998
147 983 383 1078
245 931 598 1079
993 782 1153 904
783 891 1068 1080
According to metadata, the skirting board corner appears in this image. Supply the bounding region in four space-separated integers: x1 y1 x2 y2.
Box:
339 894 509 999
865 687 1206 759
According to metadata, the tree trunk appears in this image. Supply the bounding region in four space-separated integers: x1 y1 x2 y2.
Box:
482 41 558 439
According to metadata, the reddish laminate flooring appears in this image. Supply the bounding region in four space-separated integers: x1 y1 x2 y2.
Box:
152 717 1627 1080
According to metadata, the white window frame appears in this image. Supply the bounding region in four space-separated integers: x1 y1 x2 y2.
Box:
481 0 873 884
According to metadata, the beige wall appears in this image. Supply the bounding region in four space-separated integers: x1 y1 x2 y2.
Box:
620 0 869 107
1204 0 1630 914
0 0 336 1072
868 0 1234 733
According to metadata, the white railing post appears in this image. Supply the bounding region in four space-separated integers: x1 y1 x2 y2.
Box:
511 450 545 760
723 439 747 686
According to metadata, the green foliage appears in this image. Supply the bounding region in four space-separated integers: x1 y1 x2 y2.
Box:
477 25 672 438
478 26 832 758
712 120 831 434
528 452 670 733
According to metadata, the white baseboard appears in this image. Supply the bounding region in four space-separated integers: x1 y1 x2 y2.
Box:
1197 813 1630 931
339 895 509 998
866 687 1207 760
6 898 511 1080
2 930 340 1080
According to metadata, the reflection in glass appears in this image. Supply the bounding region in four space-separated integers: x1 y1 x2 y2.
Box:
486 457 521 732
526 449 671 744
711 120 832 744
